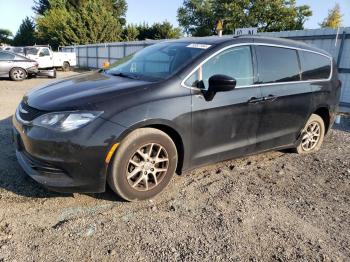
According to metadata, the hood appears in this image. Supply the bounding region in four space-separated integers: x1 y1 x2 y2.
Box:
26 54 39 60
24 71 153 111
23 54 39 61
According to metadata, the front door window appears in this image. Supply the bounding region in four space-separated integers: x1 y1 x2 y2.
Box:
185 46 254 89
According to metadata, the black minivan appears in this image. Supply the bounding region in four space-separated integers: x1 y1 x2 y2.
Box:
13 36 341 201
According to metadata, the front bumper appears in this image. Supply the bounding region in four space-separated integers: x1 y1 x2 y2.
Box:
16 150 77 190
12 114 126 193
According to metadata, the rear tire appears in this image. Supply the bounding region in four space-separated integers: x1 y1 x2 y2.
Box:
10 68 27 81
295 114 325 154
107 128 178 201
62 62 70 72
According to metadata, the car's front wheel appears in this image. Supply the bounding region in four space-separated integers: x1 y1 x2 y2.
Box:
295 114 325 154
10 68 27 81
108 128 178 201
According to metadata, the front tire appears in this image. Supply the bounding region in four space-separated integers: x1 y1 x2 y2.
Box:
295 114 325 154
108 128 178 201
10 68 27 81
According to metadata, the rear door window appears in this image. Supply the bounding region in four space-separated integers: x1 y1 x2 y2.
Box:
299 51 331 80
255 46 301 84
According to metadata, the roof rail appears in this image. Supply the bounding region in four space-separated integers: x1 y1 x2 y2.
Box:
25 44 50 48
233 34 262 38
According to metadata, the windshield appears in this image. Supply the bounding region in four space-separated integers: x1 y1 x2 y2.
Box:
25 47 39 55
107 42 210 81
12 47 24 54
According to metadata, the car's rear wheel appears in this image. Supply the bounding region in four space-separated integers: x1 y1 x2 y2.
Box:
295 114 325 154
108 128 178 201
62 62 70 72
10 68 27 81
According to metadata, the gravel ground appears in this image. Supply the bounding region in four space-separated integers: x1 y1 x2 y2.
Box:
0 73 349 261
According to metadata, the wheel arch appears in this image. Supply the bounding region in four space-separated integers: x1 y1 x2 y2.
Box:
146 124 185 174
10 66 28 73
313 106 331 134
112 119 186 175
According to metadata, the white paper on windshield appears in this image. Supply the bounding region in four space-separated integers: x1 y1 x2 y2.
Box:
187 44 211 49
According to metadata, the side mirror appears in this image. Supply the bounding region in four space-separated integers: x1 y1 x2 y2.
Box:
203 74 236 101
39 52 45 57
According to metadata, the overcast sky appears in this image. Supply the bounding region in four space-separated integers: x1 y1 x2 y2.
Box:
0 0 349 35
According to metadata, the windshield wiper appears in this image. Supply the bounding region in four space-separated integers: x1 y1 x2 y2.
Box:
109 72 139 80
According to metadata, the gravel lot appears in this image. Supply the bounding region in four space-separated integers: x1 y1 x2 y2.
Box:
0 72 349 261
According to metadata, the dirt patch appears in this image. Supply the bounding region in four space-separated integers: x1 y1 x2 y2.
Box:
0 73 349 261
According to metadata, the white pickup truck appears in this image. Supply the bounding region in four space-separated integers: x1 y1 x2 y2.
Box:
25 46 77 71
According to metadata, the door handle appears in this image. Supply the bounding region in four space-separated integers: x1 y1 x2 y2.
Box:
248 97 264 104
263 95 278 102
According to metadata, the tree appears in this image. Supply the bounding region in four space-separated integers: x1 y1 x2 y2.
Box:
110 0 128 26
0 29 13 44
239 0 312 32
68 0 128 25
294 5 313 30
319 3 343 28
136 22 182 40
123 24 139 41
36 0 126 48
152 22 182 39
177 0 215 36
33 0 127 25
136 23 155 40
32 0 51 15
13 17 37 46
177 0 313 36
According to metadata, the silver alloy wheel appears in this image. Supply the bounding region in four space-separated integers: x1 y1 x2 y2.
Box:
126 143 169 191
13 69 25 80
301 121 321 151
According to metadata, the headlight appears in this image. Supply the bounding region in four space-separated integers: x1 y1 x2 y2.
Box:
32 111 103 131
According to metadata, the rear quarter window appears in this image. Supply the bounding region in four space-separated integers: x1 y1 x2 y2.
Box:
255 46 301 84
299 51 331 80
